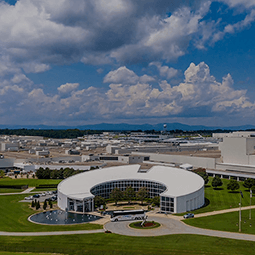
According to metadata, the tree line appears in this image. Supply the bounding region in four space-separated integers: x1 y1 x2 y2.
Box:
0 128 101 138
36 167 85 179
209 176 255 192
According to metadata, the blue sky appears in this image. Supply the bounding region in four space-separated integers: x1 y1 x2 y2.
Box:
1 0 255 127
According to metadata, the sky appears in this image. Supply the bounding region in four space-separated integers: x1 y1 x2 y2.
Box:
1 0 255 127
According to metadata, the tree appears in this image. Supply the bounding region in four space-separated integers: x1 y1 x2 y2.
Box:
43 200 47 210
152 196 160 207
251 185 255 194
124 186 136 204
227 179 240 191
193 168 209 184
49 199 53 208
212 176 223 189
110 188 123 205
243 178 255 189
94 196 106 209
31 200 35 207
36 167 44 179
0 170 5 178
137 187 149 205
36 200 40 210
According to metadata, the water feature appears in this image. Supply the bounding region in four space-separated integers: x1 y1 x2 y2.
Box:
29 210 102 225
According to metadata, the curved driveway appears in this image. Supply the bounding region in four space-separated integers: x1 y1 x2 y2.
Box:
105 215 255 242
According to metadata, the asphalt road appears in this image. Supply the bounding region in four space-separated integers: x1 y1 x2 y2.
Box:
105 216 255 241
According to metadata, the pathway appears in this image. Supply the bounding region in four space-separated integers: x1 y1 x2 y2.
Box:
0 229 104 236
21 187 35 193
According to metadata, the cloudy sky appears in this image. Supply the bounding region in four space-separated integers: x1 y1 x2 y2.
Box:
1 0 255 127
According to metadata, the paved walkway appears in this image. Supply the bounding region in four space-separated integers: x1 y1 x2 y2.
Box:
146 205 255 220
0 229 104 236
0 189 40 196
192 205 255 218
105 216 255 241
21 187 35 193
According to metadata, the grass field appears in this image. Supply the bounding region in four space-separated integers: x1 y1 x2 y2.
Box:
0 234 254 255
0 194 102 232
0 178 61 187
0 252 63 255
184 208 255 234
176 178 252 215
0 188 22 193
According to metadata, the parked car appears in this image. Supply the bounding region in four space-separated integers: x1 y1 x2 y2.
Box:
51 195 57 201
41 193 46 196
33 194 40 198
183 213 194 219
24 196 33 200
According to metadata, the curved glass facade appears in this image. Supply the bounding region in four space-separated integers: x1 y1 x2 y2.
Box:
90 179 167 199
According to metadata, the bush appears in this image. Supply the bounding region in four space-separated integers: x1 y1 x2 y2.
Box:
212 176 223 189
227 179 240 191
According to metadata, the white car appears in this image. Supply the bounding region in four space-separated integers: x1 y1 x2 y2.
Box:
24 196 33 200
183 213 194 219
41 193 46 196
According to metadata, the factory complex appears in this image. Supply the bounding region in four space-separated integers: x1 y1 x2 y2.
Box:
2 130 255 213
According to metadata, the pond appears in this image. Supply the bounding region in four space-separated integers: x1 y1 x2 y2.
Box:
29 210 102 225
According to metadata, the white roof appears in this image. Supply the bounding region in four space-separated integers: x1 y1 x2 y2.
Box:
58 165 204 200
180 163 193 169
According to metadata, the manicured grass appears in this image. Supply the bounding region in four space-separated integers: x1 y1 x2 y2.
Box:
129 221 160 229
184 208 255 234
0 194 102 232
0 234 255 254
176 178 252 215
0 188 22 193
0 178 61 187
0 252 62 255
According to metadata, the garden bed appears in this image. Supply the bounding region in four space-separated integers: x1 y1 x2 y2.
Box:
129 221 160 229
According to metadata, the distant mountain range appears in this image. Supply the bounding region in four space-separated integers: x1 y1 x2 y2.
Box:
1 122 255 131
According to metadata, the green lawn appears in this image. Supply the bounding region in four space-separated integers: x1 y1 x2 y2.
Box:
0 194 102 232
0 178 61 187
0 234 254 255
0 252 62 255
0 188 22 193
177 178 252 215
184 208 255 234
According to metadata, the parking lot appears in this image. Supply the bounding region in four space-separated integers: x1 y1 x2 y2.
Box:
21 191 57 203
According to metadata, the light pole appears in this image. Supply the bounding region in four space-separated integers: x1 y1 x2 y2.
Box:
239 191 243 232
250 189 252 220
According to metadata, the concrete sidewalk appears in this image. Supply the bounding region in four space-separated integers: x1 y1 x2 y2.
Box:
0 229 105 236
21 187 35 193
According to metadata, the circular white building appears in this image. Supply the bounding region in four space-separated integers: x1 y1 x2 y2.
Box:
58 165 204 214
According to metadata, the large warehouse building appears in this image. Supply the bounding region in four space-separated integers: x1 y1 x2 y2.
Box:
57 165 204 214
